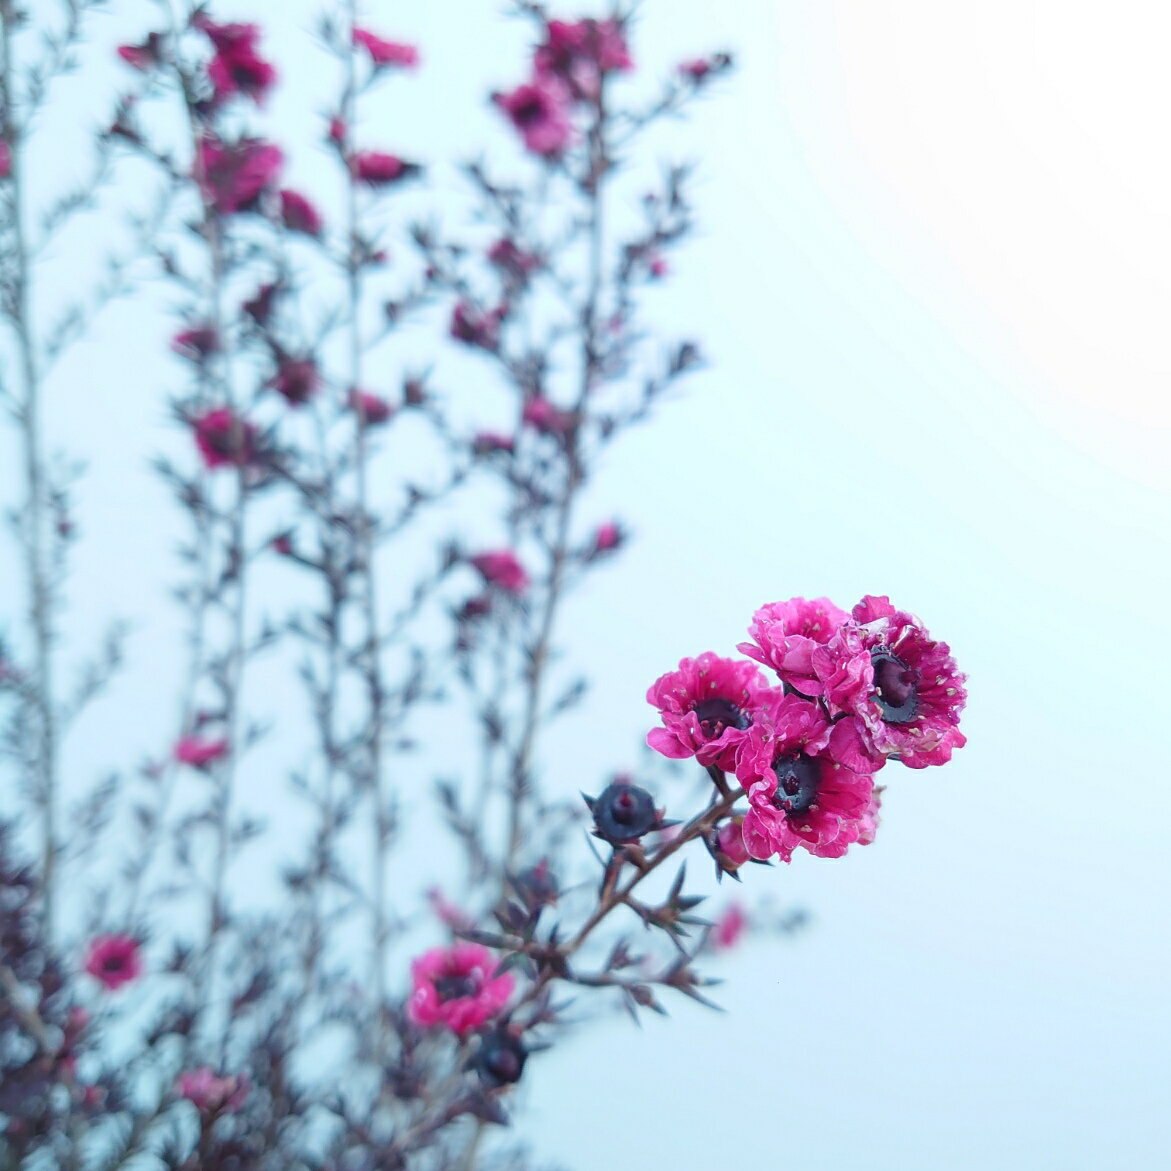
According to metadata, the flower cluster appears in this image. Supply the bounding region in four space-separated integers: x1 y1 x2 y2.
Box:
493 17 632 156
647 596 966 863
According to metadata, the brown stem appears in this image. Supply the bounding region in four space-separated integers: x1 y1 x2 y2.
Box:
2 1 59 942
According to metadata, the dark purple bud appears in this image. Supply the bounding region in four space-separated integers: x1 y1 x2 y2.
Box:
474 1028 527 1088
587 782 658 844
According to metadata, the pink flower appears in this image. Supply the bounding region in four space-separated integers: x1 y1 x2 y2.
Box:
738 596 851 698
117 33 164 71
199 20 277 105
408 943 513 1035
678 52 732 83
646 652 768 772
839 596 968 769
734 692 875 863
712 902 747 951
83 934 142 991
648 254 669 279
716 817 751 871
278 189 323 236
473 431 515 456
592 521 622 554
488 237 540 278
173 735 229 769
195 135 283 215
193 407 258 470
0 142 11 180
269 357 320 406
353 28 419 68
349 389 393 426
450 300 501 350
171 325 219 361
522 395 572 437
534 19 632 98
177 1067 249 1114
351 150 419 186
493 77 574 156
470 549 529 594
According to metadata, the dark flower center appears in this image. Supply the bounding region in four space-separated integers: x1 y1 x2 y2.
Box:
871 650 920 725
610 789 641 825
101 954 126 973
514 95 547 125
692 697 748 739
434 973 479 1001
771 754 820 818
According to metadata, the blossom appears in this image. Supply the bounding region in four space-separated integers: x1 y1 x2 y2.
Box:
171 325 219 361
735 692 876 863
522 395 572 437
470 549 529 594
177 1067 249 1114
592 520 622 554
493 77 574 156
0 142 10 180
354 28 419 68
278 189 323 236
738 596 851 698
472 431 515 456
712 902 748 951
199 20 277 104
349 389 393 426
678 52 732 83
534 18 632 98
838 596 968 769
646 652 768 772
408 943 513 1035
117 33 164 71
488 237 540 278
173 735 229 769
193 407 258 470
450 300 501 351
715 816 751 871
269 356 320 406
350 150 419 186
83 934 143 991
195 135 283 215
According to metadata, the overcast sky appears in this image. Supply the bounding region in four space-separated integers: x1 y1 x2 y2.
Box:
5 2 1170 1168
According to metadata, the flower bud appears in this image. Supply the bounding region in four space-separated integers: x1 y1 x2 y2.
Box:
587 782 658 844
473 1027 527 1088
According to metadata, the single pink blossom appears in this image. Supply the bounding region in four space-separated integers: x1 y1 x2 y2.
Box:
473 431 515 456
171 325 219 361
522 395 572 437
470 549 529 594
117 33 164 71
351 150 418 186
592 520 622 554
735 692 876 863
534 18 632 98
646 652 769 772
270 357 320 406
716 816 751 870
493 77 574 156
450 300 501 350
83 934 143 991
193 407 258 470
408 943 513 1035
199 20 277 105
838 596 968 769
349 389 393 426
712 902 748 951
177 1067 249 1114
738 596 851 698
173 735 229 769
195 135 283 215
278 189 323 236
353 28 419 68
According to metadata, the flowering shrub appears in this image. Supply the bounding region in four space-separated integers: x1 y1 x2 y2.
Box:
0 1 965 1168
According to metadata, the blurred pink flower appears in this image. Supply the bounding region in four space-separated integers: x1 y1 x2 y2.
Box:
494 77 573 156
193 407 258 470
349 389 393 426
173 735 229 769
279 189 323 236
351 150 418 186
199 20 277 105
470 550 529 595
177 1067 249 1113
408 943 513 1035
712 902 748 951
195 135 283 215
354 28 419 68
83 934 142 991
